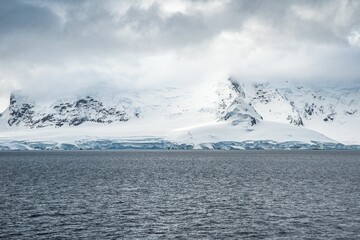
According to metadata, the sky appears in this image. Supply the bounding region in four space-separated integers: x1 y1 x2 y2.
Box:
0 0 360 111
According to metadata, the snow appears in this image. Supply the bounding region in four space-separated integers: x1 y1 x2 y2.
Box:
0 78 359 150
169 120 333 148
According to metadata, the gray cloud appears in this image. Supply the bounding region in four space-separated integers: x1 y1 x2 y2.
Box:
0 0 360 110
0 0 60 33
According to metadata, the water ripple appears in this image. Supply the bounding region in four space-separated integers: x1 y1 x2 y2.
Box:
0 150 359 239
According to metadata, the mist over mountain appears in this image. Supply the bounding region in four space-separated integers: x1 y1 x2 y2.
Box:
1 0 360 110
0 0 359 149
0 78 359 150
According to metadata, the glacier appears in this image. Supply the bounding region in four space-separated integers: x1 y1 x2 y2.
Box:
0 138 359 151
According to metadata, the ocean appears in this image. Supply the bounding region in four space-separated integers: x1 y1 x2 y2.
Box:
0 150 359 239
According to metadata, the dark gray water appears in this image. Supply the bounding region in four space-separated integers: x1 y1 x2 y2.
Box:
0 151 359 239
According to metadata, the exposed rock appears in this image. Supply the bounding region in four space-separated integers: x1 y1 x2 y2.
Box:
4 93 135 128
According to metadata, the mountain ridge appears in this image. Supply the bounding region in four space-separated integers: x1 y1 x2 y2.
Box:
0 78 359 149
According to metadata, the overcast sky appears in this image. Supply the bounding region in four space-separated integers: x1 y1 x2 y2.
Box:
0 0 360 111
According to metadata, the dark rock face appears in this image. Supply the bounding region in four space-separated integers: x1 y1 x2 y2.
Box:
345 110 357 115
8 94 35 127
304 103 315 117
218 79 261 126
5 94 137 128
323 113 335 122
287 115 304 126
250 116 257 126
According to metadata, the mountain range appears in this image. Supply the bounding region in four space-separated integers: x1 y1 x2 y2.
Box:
0 78 359 150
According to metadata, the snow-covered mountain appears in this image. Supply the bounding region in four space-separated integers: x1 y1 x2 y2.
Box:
0 78 359 150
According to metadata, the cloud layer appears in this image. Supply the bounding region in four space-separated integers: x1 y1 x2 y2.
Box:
1 0 360 110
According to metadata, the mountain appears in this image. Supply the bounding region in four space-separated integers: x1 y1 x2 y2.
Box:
0 78 359 150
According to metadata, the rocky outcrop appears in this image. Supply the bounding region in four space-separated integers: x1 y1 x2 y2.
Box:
5 94 138 128
217 78 262 126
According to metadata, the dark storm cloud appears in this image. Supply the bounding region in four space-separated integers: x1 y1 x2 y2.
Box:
0 0 60 33
0 0 360 110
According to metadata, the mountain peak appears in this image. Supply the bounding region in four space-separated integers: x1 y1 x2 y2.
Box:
0 78 359 145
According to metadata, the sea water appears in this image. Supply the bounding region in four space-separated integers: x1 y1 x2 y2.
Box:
0 150 359 239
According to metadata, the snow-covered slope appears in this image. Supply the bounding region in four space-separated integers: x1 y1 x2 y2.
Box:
236 81 360 144
0 78 359 150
